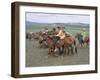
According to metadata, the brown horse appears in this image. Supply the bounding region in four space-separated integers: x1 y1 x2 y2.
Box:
54 36 77 56
38 31 58 48
83 36 89 47
32 32 43 40
38 33 49 48
45 36 56 56
47 31 58 35
64 36 77 55
45 35 77 56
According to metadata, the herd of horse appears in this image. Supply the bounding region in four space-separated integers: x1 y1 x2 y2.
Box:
26 30 89 57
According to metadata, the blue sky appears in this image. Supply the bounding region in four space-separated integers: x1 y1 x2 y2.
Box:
26 12 90 24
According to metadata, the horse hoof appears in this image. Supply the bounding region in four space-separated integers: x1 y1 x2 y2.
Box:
54 54 59 57
48 53 51 55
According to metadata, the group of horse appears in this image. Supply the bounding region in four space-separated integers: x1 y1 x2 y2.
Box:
26 31 89 57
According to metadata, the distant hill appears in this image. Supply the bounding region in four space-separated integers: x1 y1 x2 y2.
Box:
26 21 52 27
65 23 89 27
26 21 89 28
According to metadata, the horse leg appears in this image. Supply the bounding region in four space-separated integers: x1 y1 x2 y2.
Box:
75 46 77 53
53 47 59 57
74 41 77 53
59 46 64 56
63 46 66 56
59 47 62 55
61 45 65 56
60 47 63 55
73 44 77 54
39 41 42 48
70 45 74 55
82 40 85 47
48 48 52 55
67 46 70 55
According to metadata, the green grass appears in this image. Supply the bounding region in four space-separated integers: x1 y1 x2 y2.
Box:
26 25 89 36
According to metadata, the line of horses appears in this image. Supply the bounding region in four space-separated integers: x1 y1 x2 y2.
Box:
26 31 89 57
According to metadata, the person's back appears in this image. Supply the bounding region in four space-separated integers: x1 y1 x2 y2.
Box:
56 27 66 39
52 26 66 46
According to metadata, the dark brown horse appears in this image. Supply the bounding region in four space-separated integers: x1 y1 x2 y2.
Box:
38 31 58 48
38 33 49 48
37 30 77 56
45 35 77 56
45 36 56 56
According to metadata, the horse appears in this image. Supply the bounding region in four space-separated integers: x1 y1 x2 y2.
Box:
75 33 89 47
54 35 77 56
83 36 89 47
32 32 41 40
47 31 58 35
38 33 49 48
38 31 58 48
64 36 77 55
26 32 34 40
26 32 30 39
45 35 58 56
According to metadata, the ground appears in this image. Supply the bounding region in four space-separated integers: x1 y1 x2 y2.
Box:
26 39 89 67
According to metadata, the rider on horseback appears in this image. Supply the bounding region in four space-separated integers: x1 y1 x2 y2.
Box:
53 26 66 44
81 28 86 40
56 26 66 39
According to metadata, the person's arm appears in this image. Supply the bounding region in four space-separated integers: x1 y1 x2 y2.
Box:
56 30 62 36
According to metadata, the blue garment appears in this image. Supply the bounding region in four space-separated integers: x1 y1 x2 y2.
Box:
78 34 83 44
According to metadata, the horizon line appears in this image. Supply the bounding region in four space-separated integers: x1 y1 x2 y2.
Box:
26 21 89 24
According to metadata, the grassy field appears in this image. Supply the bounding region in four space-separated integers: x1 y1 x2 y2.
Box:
26 39 89 67
25 23 89 67
26 25 89 36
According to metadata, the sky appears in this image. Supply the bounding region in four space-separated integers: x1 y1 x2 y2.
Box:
26 12 90 24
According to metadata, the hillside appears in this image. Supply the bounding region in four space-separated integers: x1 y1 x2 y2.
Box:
26 21 89 28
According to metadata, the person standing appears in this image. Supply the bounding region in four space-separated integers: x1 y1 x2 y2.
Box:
80 28 86 47
81 28 86 41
